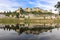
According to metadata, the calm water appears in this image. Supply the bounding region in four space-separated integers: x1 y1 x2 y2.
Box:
0 23 60 40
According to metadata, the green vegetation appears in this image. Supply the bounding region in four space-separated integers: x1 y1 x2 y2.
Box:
0 5 60 24
0 18 24 24
2 7 54 19
55 2 60 15
0 18 60 24
54 19 60 23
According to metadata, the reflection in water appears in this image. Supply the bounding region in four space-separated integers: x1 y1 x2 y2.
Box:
0 23 60 40
0 23 60 35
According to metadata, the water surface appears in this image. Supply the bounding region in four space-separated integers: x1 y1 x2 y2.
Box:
0 23 60 40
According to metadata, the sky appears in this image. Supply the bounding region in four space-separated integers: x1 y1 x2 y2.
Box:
0 0 60 13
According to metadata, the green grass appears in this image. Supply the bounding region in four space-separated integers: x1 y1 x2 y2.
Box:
0 18 60 24
0 18 24 24
54 19 60 23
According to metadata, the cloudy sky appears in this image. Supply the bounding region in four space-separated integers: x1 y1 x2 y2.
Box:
0 0 60 13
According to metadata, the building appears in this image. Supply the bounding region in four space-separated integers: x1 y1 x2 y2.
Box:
24 8 31 12
32 7 41 12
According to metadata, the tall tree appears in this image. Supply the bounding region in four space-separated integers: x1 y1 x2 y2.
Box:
55 2 60 15
20 8 24 14
18 7 24 14
16 13 19 18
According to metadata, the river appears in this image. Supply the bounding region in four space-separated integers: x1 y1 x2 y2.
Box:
0 23 60 40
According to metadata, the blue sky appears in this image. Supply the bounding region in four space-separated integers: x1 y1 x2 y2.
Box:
0 0 60 13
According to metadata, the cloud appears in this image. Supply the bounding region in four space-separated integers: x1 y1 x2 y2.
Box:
0 0 21 12
0 0 60 13
28 0 60 13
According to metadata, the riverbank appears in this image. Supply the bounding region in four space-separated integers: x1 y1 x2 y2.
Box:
0 18 24 24
0 18 60 24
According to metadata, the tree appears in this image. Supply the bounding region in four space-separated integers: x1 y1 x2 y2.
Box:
16 13 19 18
20 8 24 14
55 2 60 15
5 11 11 17
4 11 6 14
18 7 24 14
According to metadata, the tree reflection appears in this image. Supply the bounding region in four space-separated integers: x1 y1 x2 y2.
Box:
0 23 56 35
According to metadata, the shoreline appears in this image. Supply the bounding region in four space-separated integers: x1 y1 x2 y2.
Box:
0 18 60 24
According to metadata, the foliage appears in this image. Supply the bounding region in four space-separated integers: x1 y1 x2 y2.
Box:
4 11 12 17
55 2 60 15
16 13 19 18
3 7 54 18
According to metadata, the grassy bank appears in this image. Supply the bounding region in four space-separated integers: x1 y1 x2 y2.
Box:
24 18 54 23
0 18 24 24
0 18 60 24
54 19 60 23
30 19 54 23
